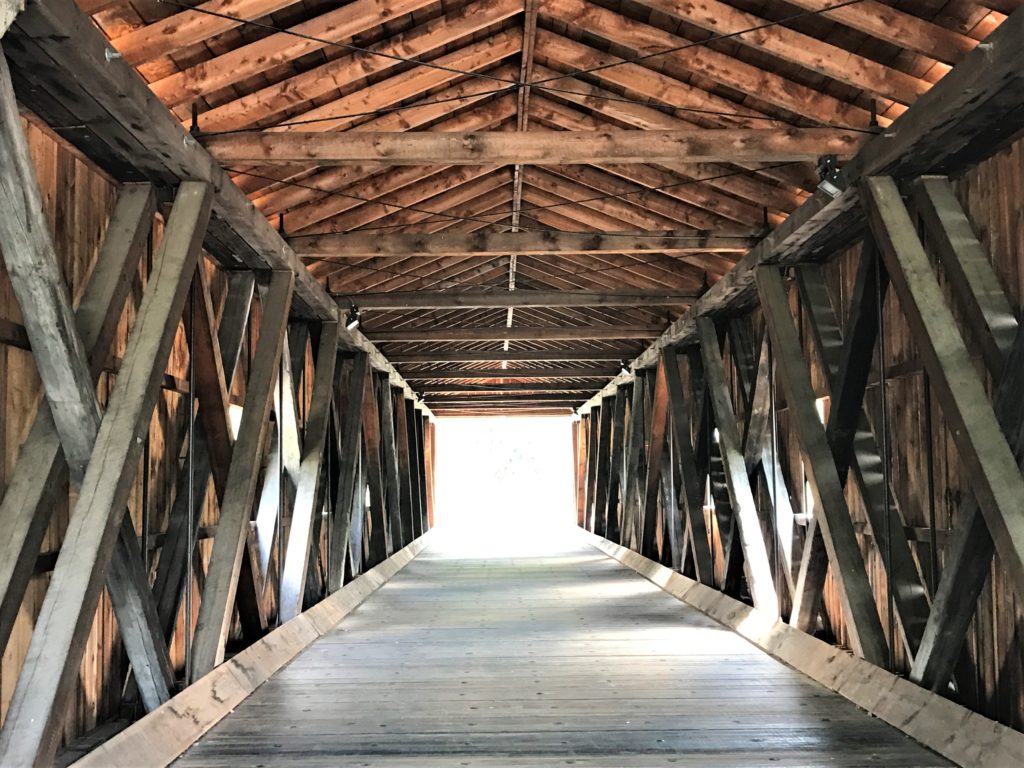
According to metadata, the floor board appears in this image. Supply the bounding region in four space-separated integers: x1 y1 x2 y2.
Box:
174 539 949 767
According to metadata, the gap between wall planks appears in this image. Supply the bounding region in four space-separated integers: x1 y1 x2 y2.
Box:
72 533 432 768
586 531 1024 768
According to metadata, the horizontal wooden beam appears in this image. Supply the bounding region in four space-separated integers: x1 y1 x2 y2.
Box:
403 367 615 379
295 230 757 259
368 326 663 342
432 407 574 416
203 129 863 166
387 349 633 363
342 290 695 310
423 397 585 409
418 383 594 393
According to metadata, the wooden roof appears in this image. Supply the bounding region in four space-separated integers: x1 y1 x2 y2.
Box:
84 0 1012 414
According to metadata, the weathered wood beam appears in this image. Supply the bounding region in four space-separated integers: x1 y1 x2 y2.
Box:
388 349 634 363
639 360 669 558
662 348 714 584
0 183 152 661
592 397 615 537
151 273 254 641
580 8 1024 412
395 395 417 541
903 175 1021 692
621 374 647 548
910 176 1017 379
418 383 595 394
781 0 975 64
328 353 369 591
864 174 1024 662
341 290 695 311
149 0 437 106
756 265 888 666
697 320 779 612
583 409 600 532
911 325 1024 691
377 376 406 550
545 0 879 128
362 365 392 564
196 1 521 135
368 326 663 342
191 271 294 679
604 388 627 543
279 322 339 623
793 253 935 660
574 417 587 527
633 0 928 104
404 367 615 380
0 182 212 767
0 45 98 479
204 129 862 166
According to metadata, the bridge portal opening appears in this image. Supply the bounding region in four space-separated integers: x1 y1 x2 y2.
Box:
432 416 577 555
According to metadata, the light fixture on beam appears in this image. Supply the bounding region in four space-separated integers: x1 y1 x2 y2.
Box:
816 154 844 199
345 303 361 331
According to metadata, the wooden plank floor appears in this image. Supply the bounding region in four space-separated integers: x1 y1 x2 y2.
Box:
174 537 950 767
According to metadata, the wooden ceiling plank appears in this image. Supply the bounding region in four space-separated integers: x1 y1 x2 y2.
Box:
580 6 1024 411
544 0 880 129
253 92 517 218
280 104 516 232
390 349 633 363
544 162 754 230
190 0 521 133
631 0 929 104
338 290 694 310
304 166 506 235
149 0 440 106
528 95 787 224
782 0 976 64
528 57 812 203
367 326 663 342
255 30 522 136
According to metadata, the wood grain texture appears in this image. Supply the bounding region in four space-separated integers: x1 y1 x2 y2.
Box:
170 535 949 767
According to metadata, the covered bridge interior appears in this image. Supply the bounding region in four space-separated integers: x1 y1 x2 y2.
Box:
0 0 1023 765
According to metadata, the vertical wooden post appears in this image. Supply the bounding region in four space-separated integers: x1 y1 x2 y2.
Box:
328 353 369 591
377 375 404 550
362 368 391 564
604 388 628 544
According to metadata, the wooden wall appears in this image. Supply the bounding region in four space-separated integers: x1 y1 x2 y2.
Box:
773 135 1024 730
0 118 231 748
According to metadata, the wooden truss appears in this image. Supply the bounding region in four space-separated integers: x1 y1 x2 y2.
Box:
0 13 435 768
576 5 1024 712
